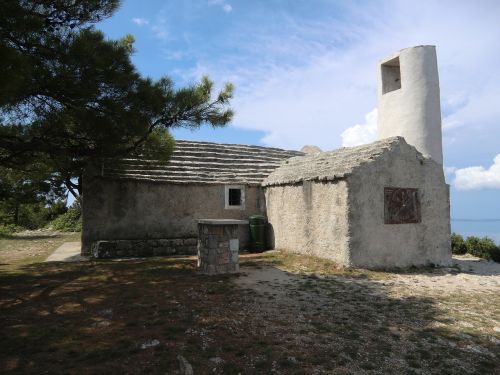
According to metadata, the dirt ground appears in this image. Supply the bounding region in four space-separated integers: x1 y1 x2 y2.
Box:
0 231 81 271
0 233 499 374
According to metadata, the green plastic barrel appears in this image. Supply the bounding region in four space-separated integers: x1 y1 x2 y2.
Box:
249 214 266 252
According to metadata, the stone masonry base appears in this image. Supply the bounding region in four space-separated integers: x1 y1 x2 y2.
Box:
198 221 242 275
91 238 197 259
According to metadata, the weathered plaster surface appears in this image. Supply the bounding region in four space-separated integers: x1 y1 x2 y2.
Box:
265 180 350 264
378 45 443 164
82 178 264 255
264 139 451 269
347 141 451 268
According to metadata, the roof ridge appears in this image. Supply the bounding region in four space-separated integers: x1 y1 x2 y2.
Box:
262 137 408 186
175 139 302 154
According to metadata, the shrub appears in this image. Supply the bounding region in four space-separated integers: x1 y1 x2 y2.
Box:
465 236 500 262
0 201 67 230
451 233 467 255
0 224 23 238
49 207 82 232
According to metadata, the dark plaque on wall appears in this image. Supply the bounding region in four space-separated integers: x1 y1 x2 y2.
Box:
384 187 421 224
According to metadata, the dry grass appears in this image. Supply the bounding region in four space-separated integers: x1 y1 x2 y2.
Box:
0 231 81 272
247 250 395 280
0 239 498 374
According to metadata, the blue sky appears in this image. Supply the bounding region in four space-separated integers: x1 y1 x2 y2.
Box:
97 0 500 241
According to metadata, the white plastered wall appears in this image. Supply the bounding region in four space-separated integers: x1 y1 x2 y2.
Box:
378 45 443 164
265 180 350 265
346 142 451 268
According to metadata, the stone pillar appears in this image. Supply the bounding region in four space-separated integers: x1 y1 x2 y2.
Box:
197 219 248 275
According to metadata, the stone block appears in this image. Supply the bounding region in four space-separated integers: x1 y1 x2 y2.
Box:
152 247 160 256
184 238 198 246
223 225 238 238
91 238 200 259
141 246 154 257
207 235 218 249
184 245 197 255
172 239 184 246
209 225 223 236
218 241 229 249
103 241 116 250
216 253 229 265
216 265 228 273
229 239 239 252
158 239 169 247
121 241 132 250
211 251 220 263
135 241 145 252
156 245 168 254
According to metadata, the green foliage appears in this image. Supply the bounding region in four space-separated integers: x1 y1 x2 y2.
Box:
0 199 66 230
0 0 233 197
49 206 81 232
450 233 467 255
18 201 65 229
0 166 66 226
465 236 500 262
137 128 176 161
452 233 500 262
0 224 23 238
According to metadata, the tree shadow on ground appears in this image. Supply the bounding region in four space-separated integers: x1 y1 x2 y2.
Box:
0 256 498 375
1 234 63 241
451 257 500 276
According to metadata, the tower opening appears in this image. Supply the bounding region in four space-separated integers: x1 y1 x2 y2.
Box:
381 57 401 94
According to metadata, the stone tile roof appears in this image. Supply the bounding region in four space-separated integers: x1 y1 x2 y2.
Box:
101 140 303 185
263 137 412 186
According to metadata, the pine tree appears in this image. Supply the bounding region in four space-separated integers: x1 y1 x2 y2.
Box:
0 0 233 197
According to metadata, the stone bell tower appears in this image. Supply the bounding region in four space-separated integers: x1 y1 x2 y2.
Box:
377 45 443 164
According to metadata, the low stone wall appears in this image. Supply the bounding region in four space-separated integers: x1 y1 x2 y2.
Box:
91 238 197 259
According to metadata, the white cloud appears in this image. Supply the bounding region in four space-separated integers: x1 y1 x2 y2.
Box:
151 15 169 41
231 46 378 150
132 18 149 26
163 50 184 61
444 166 457 176
163 0 500 163
179 0 500 164
208 0 232 13
341 108 378 147
454 155 500 190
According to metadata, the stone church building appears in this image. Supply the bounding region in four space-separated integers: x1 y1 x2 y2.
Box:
82 45 452 269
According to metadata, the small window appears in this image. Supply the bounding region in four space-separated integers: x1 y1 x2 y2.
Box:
225 185 245 210
228 188 242 206
381 57 401 94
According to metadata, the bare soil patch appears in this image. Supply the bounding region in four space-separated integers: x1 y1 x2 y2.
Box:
0 241 498 374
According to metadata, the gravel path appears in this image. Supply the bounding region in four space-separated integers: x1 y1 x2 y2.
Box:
385 255 500 295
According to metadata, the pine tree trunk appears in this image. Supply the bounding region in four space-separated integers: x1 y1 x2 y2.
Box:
14 202 19 225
